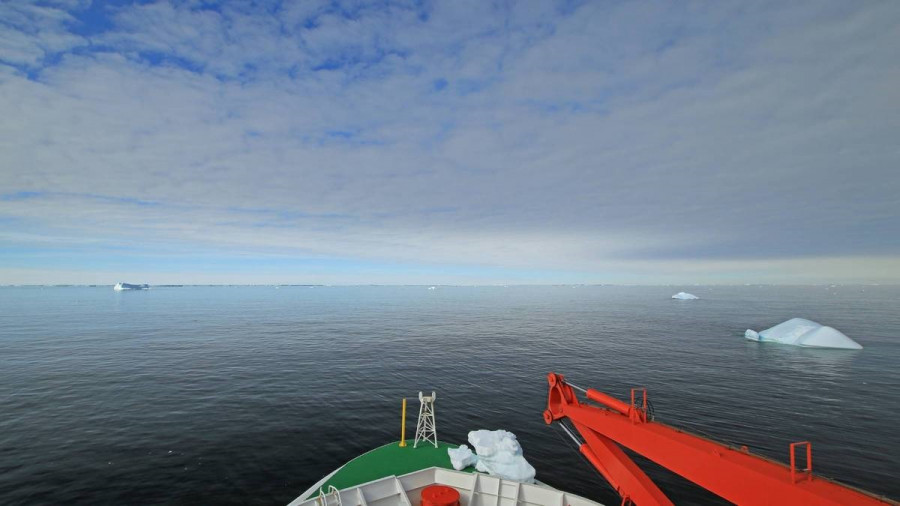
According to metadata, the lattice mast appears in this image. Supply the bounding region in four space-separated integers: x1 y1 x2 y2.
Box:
414 391 437 448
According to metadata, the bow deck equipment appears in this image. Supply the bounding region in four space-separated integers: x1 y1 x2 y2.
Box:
290 375 897 506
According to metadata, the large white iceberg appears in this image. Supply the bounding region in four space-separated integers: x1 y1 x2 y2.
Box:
466 429 535 483
745 318 862 349
671 292 699 300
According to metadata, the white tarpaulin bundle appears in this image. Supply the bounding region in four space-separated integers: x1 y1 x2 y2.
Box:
447 445 478 471
447 430 536 482
468 429 536 483
745 318 862 349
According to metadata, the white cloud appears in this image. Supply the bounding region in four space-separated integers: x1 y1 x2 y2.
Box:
0 0 899 283
0 1 86 66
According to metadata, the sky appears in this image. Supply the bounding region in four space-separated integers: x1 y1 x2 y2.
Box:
1 0 899 285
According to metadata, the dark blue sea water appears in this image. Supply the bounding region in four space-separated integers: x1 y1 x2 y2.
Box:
1 285 898 505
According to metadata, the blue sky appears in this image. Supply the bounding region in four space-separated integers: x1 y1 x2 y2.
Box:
1 0 899 284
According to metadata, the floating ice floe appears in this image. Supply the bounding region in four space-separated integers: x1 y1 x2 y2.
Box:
671 292 699 300
466 429 536 483
745 318 862 349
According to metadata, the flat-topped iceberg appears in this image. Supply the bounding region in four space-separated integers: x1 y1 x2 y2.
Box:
114 283 149 291
745 318 862 349
672 292 699 300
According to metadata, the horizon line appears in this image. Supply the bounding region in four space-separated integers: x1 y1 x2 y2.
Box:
2 283 896 288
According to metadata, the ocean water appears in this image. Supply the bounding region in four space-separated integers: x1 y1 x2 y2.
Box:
1 285 898 505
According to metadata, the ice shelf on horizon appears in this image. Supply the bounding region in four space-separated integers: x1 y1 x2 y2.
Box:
672 292 699 300
745 318 862 349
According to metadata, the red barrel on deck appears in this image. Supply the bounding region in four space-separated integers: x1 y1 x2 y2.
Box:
420 485 460 506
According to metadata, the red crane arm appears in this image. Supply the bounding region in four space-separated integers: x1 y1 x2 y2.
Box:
543 372 896 506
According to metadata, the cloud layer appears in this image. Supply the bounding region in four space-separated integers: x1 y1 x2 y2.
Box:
1 0 899 284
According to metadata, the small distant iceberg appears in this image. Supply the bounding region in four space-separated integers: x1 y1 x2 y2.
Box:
745 318 862 349
114 283 149 291
427 286 436 290
671 292 699 300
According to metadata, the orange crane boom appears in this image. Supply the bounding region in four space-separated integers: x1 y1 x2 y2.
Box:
543 372 896 506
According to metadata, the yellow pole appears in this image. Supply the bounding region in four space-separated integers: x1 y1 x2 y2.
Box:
399 398 408 447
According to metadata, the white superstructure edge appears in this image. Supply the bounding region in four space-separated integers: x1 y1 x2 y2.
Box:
289 467 604 506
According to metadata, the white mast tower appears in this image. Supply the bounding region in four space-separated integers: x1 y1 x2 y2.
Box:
413 391 438 448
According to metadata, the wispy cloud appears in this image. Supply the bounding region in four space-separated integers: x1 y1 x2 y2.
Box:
1 0 898 284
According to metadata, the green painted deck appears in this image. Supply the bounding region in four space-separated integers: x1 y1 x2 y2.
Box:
319 441 475 491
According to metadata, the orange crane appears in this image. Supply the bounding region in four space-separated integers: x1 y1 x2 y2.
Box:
543 372 897 506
